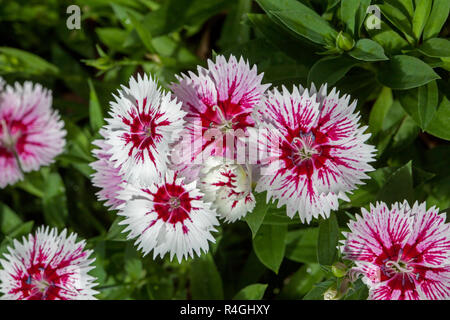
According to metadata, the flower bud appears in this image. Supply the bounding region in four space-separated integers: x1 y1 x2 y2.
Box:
336 31 355 51
331 262 347 278
324 287 339 300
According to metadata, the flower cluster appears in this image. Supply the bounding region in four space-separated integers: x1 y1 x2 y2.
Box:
0 78 66 188
90 55 376 263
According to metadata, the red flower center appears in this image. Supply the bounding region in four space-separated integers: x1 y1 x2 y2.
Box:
146 182 200 234
14 264 72 300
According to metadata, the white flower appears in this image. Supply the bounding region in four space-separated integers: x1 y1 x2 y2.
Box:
104 74 185 186
117 170 219 262
199 156 255 223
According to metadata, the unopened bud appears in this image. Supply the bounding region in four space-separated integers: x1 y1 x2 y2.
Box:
332 262 347 278
324 287 339 300
336 31 355 51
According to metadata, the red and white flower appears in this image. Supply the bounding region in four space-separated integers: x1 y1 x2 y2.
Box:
341 201 450 300
0 80 66 188
104 74 185 185
170 55 270 182
251 84 376 223
117 170 219 262
90 129 126 210
0 227 98 300
199 156 255 223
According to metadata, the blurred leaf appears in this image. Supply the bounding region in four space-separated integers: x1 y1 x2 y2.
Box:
418 38 450 58
88 79 104 133
303 279 334 300
245 192 269 238
377 55 440 90
0 203 22 235
127 10 155 53
218 0 251 48
233 283 268 300
377 161 413 205
279 264 325 299
106 217 128 241
348 39 388 62
412 0 432 41
190 253 224 299
285 228 318 264
256 0 338 46
308 55 359 86
0 47 59 76
423 0 450 40
42 172 68 228
317 213 339 266
253 224 287 273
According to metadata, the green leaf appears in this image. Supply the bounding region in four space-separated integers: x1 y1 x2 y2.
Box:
308 55 359 86
247 14 317 66
355 0 371 36
127 10 154 52
398 81 439 130
369 87 394 134
418 38 450 58
423 0 450 40
379 3 415 43
412 0 432 40
341 0 360 36
42 172 68 229
366 15 409 55
256 0 338 46
303 279 335 300
390 115 420 150
233 283 268 300
190 253 224 299
349 39 388 61
218 0 251 48
0 203 23 235
245 192 269 238
417 80 439 128
377 55 440 90
253 224 287 273
106 217 128 241
377 161 413 205
285 228 319 264
0 47 59 76
425 95 450 141
279 264 325 299
88 79 104 133
317 213 339 266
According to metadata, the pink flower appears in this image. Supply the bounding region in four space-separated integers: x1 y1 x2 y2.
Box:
117 170 219 262
104 74 185 186
170 55 270 182
0 80 66 188
0 226 98 300
341 201 450 300
90 129 126 210
251 84 376 223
